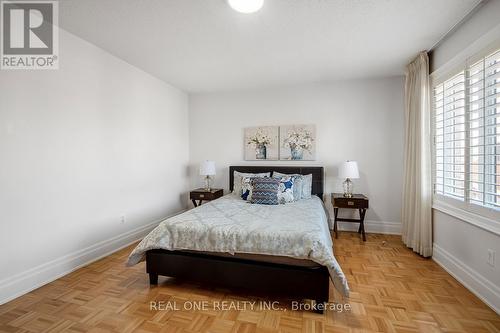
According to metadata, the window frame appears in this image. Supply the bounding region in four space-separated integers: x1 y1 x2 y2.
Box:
431 42 500 232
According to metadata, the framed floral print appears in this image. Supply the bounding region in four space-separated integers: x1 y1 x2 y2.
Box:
279 124 316 161
244 126 279 160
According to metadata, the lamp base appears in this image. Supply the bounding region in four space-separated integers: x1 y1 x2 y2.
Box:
342 178 353 198
204 175 212 192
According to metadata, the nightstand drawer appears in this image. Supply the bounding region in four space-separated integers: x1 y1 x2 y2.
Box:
332 195 368 209
190 188 223 201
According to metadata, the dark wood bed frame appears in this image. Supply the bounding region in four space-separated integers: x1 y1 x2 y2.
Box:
146 166 329 312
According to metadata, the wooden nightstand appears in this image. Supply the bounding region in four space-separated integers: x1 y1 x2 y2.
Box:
190 188 223 207
331 193 369 241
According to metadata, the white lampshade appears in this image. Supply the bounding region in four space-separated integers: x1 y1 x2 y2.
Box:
199 160 216 176
227 0 264 13
339 161 359 179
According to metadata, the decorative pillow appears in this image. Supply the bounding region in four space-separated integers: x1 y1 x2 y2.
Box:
275 176 295 204
250 177 279 205
241 176 253 201
272 172 313 200
273 172 302 201
233 171 270 196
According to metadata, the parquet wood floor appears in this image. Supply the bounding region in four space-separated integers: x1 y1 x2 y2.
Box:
1 232 498 333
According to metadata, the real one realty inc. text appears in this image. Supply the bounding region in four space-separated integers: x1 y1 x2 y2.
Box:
150 300 352 312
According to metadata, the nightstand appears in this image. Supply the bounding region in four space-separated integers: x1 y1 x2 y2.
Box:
331 193 369 241
190 188 223 207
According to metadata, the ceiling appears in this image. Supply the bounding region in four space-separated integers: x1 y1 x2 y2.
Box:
59 0 481 93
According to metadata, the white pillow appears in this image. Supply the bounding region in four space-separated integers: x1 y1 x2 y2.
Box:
301 174 313 199
233 171 270 196
273 172 313 200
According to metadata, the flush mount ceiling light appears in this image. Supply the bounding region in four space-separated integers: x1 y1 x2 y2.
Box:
227 0 264 14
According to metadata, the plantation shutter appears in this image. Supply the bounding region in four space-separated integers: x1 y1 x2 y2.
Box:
468 49 500 208
434 72 466 200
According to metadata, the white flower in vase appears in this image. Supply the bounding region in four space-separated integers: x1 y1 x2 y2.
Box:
248 129 272 159
283 128 314 160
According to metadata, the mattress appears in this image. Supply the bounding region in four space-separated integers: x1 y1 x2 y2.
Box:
182 250 321 267
127 194 349 297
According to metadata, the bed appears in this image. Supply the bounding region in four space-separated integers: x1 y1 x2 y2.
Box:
127 166 349 312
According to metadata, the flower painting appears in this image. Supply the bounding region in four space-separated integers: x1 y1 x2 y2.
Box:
244 126 279 160
279 125 316 160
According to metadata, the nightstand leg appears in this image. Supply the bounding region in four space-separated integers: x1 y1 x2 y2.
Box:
333 208 339 238
359 209 366 241
191 199 198 207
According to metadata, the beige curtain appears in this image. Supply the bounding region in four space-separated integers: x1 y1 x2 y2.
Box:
402 52 433 257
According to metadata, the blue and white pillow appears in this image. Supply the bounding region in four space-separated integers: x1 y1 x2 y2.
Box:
241 176 253 201
233 171 270 197
273 172 312 200
250 177 279 205
274 175 295 204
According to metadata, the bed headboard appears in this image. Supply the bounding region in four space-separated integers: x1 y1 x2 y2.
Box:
229 166 324 200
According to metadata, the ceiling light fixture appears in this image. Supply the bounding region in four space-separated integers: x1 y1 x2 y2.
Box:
227 0 264 14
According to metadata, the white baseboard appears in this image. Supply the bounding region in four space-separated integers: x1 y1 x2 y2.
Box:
0 211 185 305
433 243 500 314
331 219 402 235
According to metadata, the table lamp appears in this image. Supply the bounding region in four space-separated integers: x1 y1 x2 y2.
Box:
199 160 216 191
339 161 359 198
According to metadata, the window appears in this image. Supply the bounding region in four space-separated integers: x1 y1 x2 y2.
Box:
433 48 500 211
434 72 466 200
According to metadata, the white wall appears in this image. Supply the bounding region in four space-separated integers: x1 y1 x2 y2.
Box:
0 29 189 303
434 211 500 287
433 210 500 313
189 77 404 233
430 0 500 72
430 0 500 314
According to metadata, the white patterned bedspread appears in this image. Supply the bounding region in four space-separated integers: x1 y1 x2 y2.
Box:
127 194 349 297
